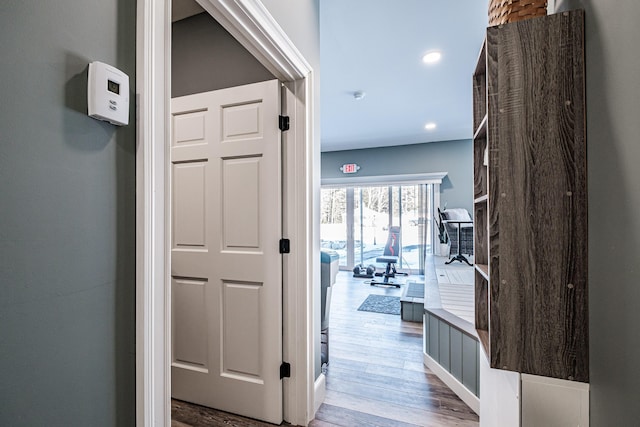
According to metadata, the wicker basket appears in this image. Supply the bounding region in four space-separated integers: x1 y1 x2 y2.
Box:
489 0 547 26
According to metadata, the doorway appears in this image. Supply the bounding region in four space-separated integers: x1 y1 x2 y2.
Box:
170 79 285 424
316 177 481 424
136 1 316 426
169 8 296 425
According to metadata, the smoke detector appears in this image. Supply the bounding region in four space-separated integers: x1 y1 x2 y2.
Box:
353 91 366 100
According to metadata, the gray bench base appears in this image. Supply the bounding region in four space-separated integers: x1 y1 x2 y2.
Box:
400 281 425 322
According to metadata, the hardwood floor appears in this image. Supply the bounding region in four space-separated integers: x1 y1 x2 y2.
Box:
171 263 479 426
172 399 283 427
311 271 478 427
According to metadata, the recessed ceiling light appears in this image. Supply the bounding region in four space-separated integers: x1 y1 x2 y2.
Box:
424 122 437 130
422 51 442 64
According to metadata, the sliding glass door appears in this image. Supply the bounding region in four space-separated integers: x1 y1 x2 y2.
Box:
321 183 433 274
320 188 348 267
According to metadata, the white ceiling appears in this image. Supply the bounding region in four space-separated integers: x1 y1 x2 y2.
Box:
319 0 489 152
172 0 490 152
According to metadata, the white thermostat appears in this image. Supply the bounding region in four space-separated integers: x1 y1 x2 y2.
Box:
88 61 129 126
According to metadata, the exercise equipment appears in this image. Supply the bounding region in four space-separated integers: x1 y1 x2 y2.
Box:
320 250 339 367
370 226 408 288
353 263 376 278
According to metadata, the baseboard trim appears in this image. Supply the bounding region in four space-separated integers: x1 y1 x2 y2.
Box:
423 352 480 415
313 373 326 414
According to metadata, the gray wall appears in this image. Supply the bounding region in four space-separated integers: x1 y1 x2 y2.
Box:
554 1 640 425
262 0 322 71
172 13 276 98
0 0 136 426
321 140 473 212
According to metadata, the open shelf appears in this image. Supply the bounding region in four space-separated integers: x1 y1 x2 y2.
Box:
473 39 489 357
472 40 487 132
474 268 489 356
473 138 488 200
473 37 487 76
477 329 490 357
473 203 488 266
475 263 489 280
473 114 487 140
472 11 588 382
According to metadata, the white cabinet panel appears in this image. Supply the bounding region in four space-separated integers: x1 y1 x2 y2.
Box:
480 351 520 427
522 374 589 427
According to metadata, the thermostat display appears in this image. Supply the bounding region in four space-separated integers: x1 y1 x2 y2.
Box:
107 79 120 95
88 61 129 126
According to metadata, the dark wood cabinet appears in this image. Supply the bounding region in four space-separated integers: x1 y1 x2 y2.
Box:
473 10 588 382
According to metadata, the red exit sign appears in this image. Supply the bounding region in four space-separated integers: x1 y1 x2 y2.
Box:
340 163 360 174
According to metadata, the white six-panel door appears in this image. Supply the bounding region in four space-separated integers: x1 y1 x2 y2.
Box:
170 79 283 424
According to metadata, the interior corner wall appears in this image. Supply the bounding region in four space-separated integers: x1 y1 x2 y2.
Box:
321 140 473 212
171 13 276 98
553 0 640 425
0 0 136 426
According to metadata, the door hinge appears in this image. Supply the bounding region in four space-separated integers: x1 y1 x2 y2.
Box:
279 115 290 131
280 362 291 379
279 238 290 254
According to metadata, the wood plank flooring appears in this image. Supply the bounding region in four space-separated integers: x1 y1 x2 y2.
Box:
172 399 282 427
311 271 478 427
171 263 478 426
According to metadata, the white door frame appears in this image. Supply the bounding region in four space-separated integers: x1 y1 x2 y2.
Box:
135 1 315 426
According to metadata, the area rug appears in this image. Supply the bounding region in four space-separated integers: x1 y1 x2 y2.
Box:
357 295 401 315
